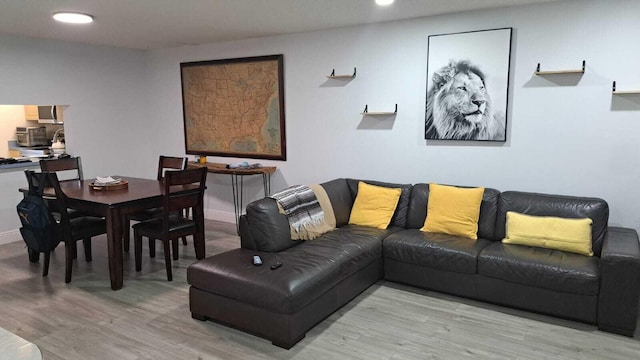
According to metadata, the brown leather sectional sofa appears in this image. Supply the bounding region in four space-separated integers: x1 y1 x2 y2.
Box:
187 178 640 349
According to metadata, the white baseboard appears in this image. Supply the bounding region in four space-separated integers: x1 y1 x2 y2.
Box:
204 209 236 224
0 229 22 245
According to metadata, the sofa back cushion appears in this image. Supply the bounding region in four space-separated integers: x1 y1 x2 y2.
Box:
347 179 412 228
320 178 353 227
407 183 500 241
496 191 609 256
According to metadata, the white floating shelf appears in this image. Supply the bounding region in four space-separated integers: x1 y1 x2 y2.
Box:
327 67 356 79
612 81 640 94
361 104 397 116
535 60 585 75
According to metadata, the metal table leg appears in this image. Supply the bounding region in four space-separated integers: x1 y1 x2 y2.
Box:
231 172 271 235
262 173 272 196
230 173 244 235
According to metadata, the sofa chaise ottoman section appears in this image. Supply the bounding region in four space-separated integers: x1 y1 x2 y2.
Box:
187 226 389 348
188 248 342 315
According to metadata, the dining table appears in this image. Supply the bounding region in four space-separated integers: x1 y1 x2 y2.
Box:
33 176 206 290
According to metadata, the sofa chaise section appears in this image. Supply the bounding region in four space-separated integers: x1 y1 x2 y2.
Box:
187 226 391 348
188 178 410 348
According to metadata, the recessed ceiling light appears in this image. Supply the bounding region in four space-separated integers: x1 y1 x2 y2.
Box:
375 0 395 6
53 12 94 24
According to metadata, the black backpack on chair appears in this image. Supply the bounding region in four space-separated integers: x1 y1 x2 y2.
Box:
17 171 61 253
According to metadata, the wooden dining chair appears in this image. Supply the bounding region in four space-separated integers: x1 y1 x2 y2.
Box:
39 156 83 181
39 156 87 220
22 170 107 283
133 167 207 281
123 156 188 253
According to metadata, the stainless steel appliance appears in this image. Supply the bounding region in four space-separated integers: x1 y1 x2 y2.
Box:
36 105 63 124
16 126 48 146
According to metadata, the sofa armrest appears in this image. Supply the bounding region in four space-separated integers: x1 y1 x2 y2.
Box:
597 227 640 336
241 198 299 252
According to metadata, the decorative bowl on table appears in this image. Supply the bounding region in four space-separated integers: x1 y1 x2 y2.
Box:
89 177 129 191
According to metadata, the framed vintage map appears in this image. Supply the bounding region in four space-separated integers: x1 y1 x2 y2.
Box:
180 54 286 160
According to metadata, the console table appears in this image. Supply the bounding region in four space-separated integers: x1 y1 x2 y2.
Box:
187 162 276 233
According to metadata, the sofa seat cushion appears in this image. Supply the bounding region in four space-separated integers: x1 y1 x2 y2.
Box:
478 242 600 295
383 229 492 274
187 225 391 314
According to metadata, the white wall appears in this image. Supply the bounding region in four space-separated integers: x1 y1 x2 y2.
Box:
0 35 150 233
145 0 640 230
0 35 152 177
2 0 640 236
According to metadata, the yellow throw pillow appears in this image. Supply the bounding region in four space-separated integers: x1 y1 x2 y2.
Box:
348 182 402 229
502 211 593 256
421 183 485 240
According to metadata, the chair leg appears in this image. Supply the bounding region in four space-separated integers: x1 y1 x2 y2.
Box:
83 238 92 262
70 240 78 260
182 209 189 245
149 237 156 258
28 248 40 263
123 217 131 253
42 252 50 277
134 229 142 272
163 240 172 281
65 242 73 283
172 238 179 260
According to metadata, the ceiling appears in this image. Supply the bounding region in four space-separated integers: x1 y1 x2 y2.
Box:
0 0 562 50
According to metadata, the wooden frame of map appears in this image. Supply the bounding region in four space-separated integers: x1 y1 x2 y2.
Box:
180 54 286 160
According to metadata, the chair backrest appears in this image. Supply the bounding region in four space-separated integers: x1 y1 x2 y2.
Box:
157 156 188 181
161 167 207 231
39 157 83 181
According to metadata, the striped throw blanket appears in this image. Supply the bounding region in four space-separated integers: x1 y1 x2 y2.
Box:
270 184 336 240
270 185 323 231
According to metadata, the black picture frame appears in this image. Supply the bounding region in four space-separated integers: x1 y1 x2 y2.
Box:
180 54 286 160
425 28 512 141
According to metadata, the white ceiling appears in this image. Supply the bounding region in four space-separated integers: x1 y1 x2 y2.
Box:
0 0 562 50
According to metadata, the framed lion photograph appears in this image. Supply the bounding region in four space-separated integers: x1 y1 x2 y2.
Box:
425 28 512 141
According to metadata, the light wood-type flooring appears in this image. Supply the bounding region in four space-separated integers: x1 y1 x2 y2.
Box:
1 219 639 359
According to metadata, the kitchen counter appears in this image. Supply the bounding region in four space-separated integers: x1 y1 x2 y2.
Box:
8 140 50 158
0 160 38 173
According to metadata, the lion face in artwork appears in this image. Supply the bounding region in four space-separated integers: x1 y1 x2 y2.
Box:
441 71 488 124
425 60 504 140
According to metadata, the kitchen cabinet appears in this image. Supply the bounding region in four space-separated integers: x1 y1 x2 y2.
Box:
24 105 39 121
8 149 21 158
